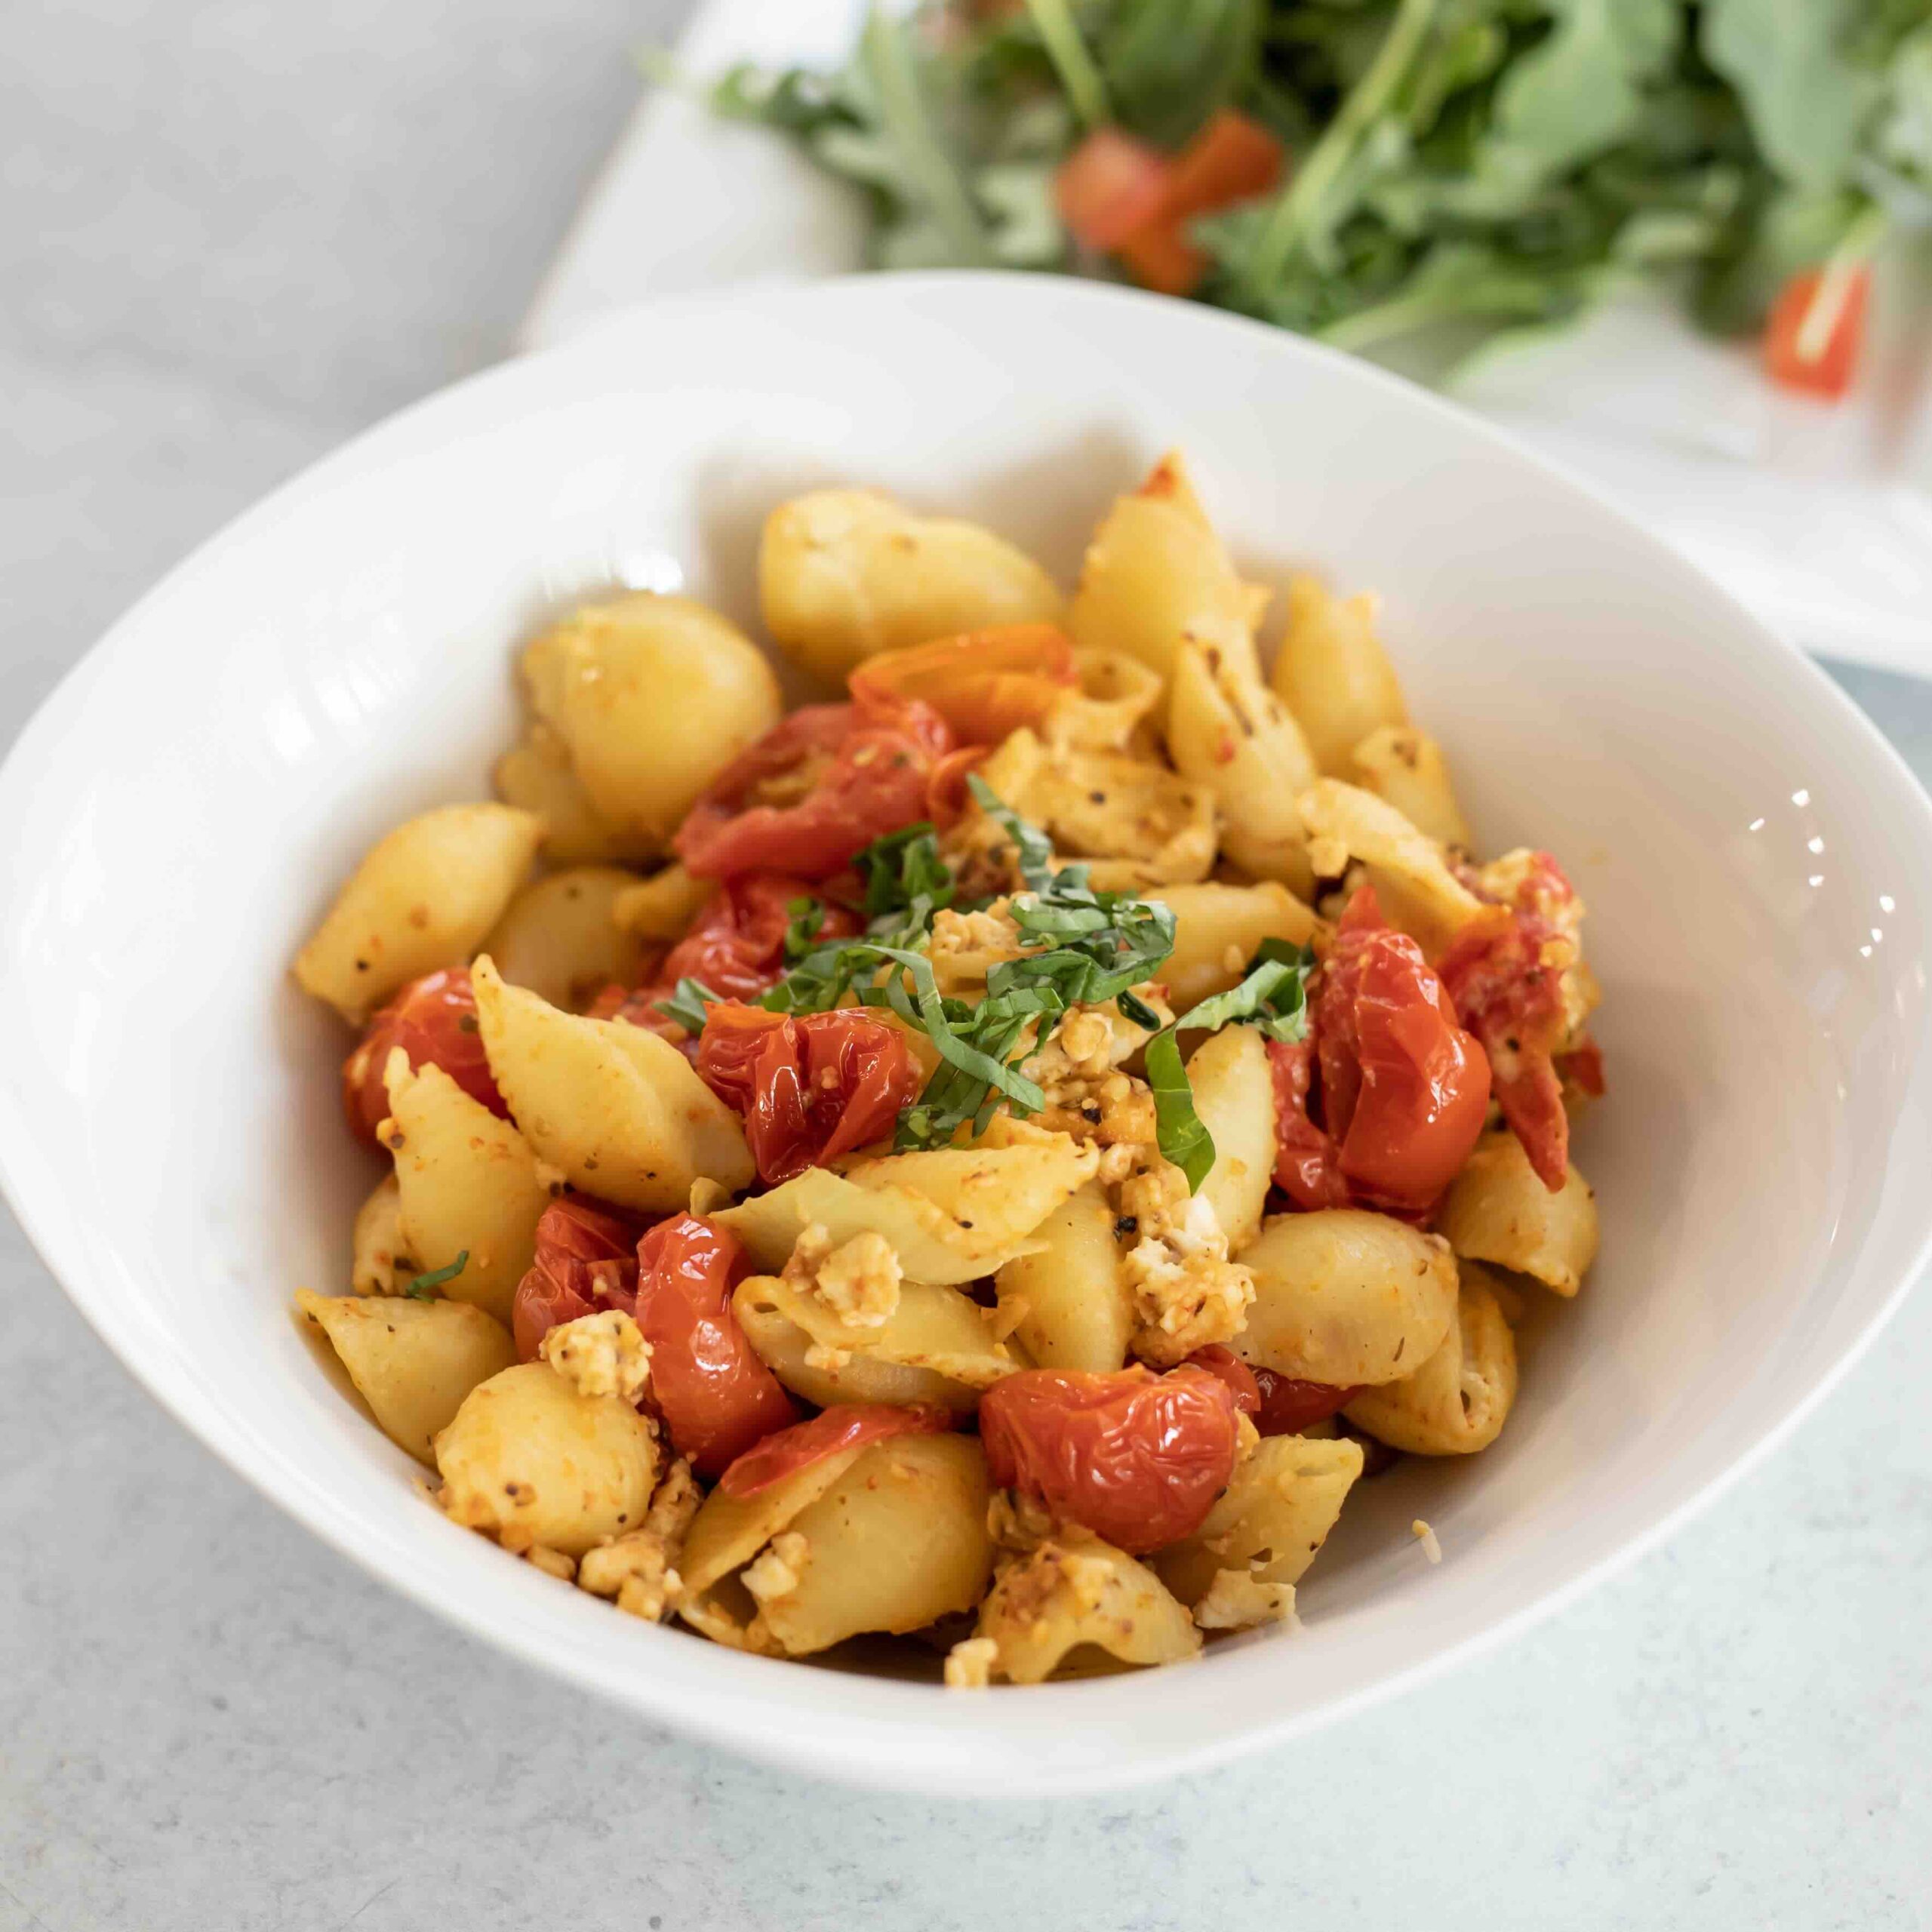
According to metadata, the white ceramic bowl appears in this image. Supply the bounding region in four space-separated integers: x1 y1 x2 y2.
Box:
3 275 1929 1798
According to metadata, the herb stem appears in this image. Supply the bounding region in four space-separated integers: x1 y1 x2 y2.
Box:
1239 0 1441 297
1021 0 1111 131
863 5 995 266
1794 200 1886 365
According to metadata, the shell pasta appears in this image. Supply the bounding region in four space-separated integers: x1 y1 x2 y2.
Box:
291 456 1606 1684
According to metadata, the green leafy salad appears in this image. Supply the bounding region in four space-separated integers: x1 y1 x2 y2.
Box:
709 0 1932 392
660 777 1314 1192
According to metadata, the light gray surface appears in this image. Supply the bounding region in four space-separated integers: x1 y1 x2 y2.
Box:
4 6 1931 1928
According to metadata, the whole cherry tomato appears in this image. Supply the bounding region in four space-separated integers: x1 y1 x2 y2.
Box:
632 1214 800 1478
509 1196 646 1361
716 1402 952 1498
589 875 861 1038
674 693 953 881
1437 854 1581 1190
341 966 505 1145
1249 1368 1361 1438
694 1003 923 1183
847 626 1078 746
977 1364 1242 1554
1182 1343 1261 1416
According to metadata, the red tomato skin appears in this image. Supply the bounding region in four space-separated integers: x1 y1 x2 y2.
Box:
1054 128 1173 250
1337 932 1491 1213
341 967 504 1144
1437 855 1581 1190
1558 1037 1605 1097
1765 265 1869 401
977 1365 1241 1554
590 875 861 1039
511 1196 648 1361
1183 1344 1261 1416
674 696 954 881
1266 1038 1352 1211
1250 1368 1361 1438
695 1003 924 1183
846 626 1078 746
632 1214 801 1478
716 1402 952 1498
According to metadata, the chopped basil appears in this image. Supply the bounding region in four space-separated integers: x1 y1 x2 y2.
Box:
653 976 719 1034
1143 1032 1216 1194
404 1251 469 1300
1172 938 1315 1041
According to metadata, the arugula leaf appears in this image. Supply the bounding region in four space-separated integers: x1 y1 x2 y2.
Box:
1143 1030 1216 1193
654 977 719 1034
1100 0 1263 149
404 1251 469 1300
1702 0 1879 192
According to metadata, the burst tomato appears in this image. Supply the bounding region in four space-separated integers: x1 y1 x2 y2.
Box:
694 1003 923 1183
1266 1036 1351 1211
717 1401 952 1498
632 1214 800 1478
509 1196 645 1361
1182 1343 1261 1416
977 1364 1242 1553
1274 887 1489 1215
674 694 954 881
589 875 861 1038
847 626 1078 746
341 966 505 1146
1249 1368 1361 1438
1437 855 1581 1190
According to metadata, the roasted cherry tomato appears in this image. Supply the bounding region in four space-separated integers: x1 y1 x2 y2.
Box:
1764 263 1869 401
716 1402 952 1499
1266 1037 1351 1211
509 1196 645 1362
1250 1368 1361 1438
1558 1036 1605 1098
674 694 954 881
1340 922 1491 1211
847 626 1078 746
341 966 504 1145
632 1214 800 1478
925 745 991 829
1437 855 1581 1191
695 1003 924 1184
1183 1343 1261 1416
977 1364 1241 1554
589 875 861 1038
1114 109 1284 297
1273 887 1489 1215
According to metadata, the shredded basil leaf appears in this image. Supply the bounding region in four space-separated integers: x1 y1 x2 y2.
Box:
968 772 1057 891
404 1251 469 1300
1173 940 1315 1042
654 977 719 1034
1143 1032 1217 1193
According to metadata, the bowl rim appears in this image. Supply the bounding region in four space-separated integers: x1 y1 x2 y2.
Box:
5 269 1931 1798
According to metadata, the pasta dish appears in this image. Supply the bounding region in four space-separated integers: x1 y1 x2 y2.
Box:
291 454 1602 1684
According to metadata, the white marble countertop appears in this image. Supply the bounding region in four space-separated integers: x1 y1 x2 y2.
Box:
3 5 1930 1927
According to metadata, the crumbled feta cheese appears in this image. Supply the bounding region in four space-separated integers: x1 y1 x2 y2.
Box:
578 1457 700 1622
783 1223 903 1329
741 1531 810 1605
944 1636 1001 1689
539 1309 653 1405
1193 1569 1298 1632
